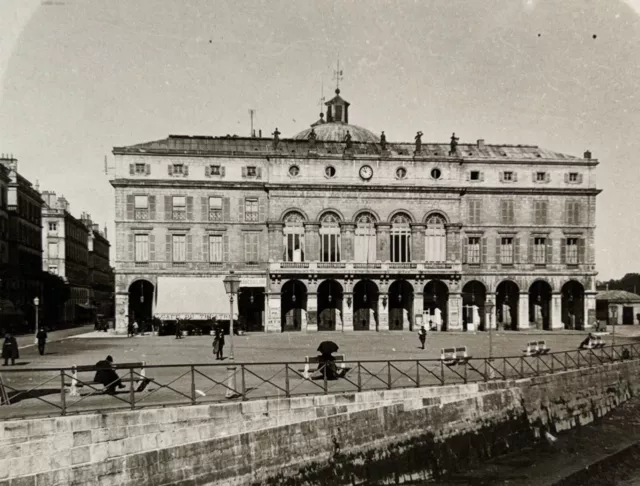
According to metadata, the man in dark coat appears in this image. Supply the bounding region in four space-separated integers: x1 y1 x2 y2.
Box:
214 327 225 360
2 334 19 366
36 328 48 355
418 325 427 350
94 355 125 394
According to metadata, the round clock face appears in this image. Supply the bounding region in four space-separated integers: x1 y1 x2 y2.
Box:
359 165 373 180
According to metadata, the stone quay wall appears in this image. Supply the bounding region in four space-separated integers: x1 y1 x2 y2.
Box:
1 359 639 486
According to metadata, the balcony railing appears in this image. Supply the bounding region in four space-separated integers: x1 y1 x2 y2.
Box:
270 261 460 272
208 211 222 222
134 209 149 220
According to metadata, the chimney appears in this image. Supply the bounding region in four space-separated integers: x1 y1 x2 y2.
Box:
57 196 69 211
584 150 592 160
104 225 108 240
92 223 100 233
259 129 262 138
477 139 485 149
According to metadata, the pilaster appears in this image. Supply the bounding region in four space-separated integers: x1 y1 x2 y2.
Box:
342 293 354 331
306 292 318 332
486 293 497 330
266 292 281 332
267 222 284 262
446 223 462 262
410 224 425 262
551 292 563 330
518 292 530 330
376 223 391 262
585 291 597 328
115 291 129 335
377 293 389 331
413 292 424 331
448 292 462 330
304 223 320 262
340 223 356 262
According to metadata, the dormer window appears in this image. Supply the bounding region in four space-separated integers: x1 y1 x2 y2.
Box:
169 163 188 176
325 88 350 123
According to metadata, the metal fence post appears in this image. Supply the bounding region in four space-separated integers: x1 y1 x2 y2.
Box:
323 364 328 395
285 364 290 398
357 362 362 392
463 361 468 384
60 369 66 416
484 359 488 382
387 361 392 390
190 366 196 405
441 360 445 385
129 367 135 410
416 360 420 388
241 364 246 401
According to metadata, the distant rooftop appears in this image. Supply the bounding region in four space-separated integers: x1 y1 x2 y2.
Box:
596 290 640 303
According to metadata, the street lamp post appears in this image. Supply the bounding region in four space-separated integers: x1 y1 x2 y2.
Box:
485 301 495 359
33 297 40 345
223 271 241 398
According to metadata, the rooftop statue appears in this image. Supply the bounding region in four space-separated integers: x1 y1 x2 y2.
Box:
308 128 317 144
380 131 387 151
415 131 423 154
272 128 281 149
344 130 352 150
450 132 459 155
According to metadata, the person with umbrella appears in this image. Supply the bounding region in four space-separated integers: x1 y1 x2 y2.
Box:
317 340 342 380
2 333 19 366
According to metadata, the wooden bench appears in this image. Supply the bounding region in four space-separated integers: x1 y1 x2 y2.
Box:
303 354 346 379
523 340 550 356
440 347 471 366
67 362 153 397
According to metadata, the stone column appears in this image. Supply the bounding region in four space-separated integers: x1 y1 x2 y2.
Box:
551 292 563 330
584 291 597 329
486 293 497 330
306 292 318 332
413 290 424 331
377 293 389 331
341 223 356 262
115 291 129 335
446 223 463 262
410 224 425 262
267 223 284 262
342 293 354 331
518 292 530 330
266 292 281 332
448 292 463 330
376 223 391 262
304 223 320 262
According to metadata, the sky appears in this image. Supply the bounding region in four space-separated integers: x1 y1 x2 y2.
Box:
1 0 639 280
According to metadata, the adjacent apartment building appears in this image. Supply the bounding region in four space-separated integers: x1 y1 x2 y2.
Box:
110 88 600 334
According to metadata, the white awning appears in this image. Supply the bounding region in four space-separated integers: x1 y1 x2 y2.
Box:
154 276 237 320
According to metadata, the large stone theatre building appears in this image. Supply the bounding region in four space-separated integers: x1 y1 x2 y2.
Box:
110 89 599 334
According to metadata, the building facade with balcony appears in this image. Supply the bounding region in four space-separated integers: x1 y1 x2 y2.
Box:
1 156 43 330
110 89 599 334
82 214 114 319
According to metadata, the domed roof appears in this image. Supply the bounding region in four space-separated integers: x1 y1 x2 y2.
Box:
293 122 380 143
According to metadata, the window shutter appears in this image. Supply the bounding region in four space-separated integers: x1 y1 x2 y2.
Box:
509 201 515 223
127 234 134 261
499 172 504 182
461 237 468 263
565 201 571 225
242 167 248 178
186 235 193 262
201 197 208 221
545 172 551 183
186 196 193 220
166 234 171 262
129 164 135 175
475 201 481 224
514 237 520 263
184 165 189 176
513 172 518 182
532 172 536 183
578 173 583 184
256 168 262 179
149 234 156 261
496 237 501 263
564 173 569 183
202 235 209 262
479 171 485 182
223 234 229 262
546 238 553 264
243 234 248 261
126 195 134 220
528 236 534 263
578 238 586 263
205 166 210 177
542 201 548 225
481 237 488 263
165 196 172 219
168 164 173 176
145 164 151 175
561 238 566 263
259 197 266 222
466 172 471 181
220 166 226 177
501 201 507 224
149 196 156 220
575 203 582 225
223 197 230 221
239 199 245 222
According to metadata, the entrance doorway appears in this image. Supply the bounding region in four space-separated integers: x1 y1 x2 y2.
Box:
238 287 265 332
128 280 154 327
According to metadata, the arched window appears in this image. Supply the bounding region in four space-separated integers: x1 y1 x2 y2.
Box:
283 211 305 262
390 213 411 262
320 212 341 262
425 214 447 262
354 212 377 263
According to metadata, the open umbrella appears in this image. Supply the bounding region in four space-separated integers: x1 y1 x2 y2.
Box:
317 340 339 355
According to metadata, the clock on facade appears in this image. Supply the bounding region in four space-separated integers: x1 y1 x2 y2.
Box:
359 165 373 180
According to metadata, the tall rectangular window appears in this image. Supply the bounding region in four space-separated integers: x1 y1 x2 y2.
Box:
534 237 546 264
500 200 514 225
566 200 581 225
390 230 411 262
534 201 548 225
172 235 186 263
321 232 341 262
134 163 146 174
172 196 186 220
467 237 481 264
244 233 259 262
500 237 514 264
245 198 259 222
48 222 57 232
285 232 304 262
134 195 148 220
355 226 377 263
134 234 149 262
48 242 58 259
468 200 481 225
209 235 222 262
566 237 579 264
209 196 222 221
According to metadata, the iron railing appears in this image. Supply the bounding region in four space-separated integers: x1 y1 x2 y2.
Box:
0 344 638 419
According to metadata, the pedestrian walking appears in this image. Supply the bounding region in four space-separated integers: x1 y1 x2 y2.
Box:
418 325 427 350
127 320 134 338
36 328 48 355
2 334 19 366
214 326 225 360
175 319 183 339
